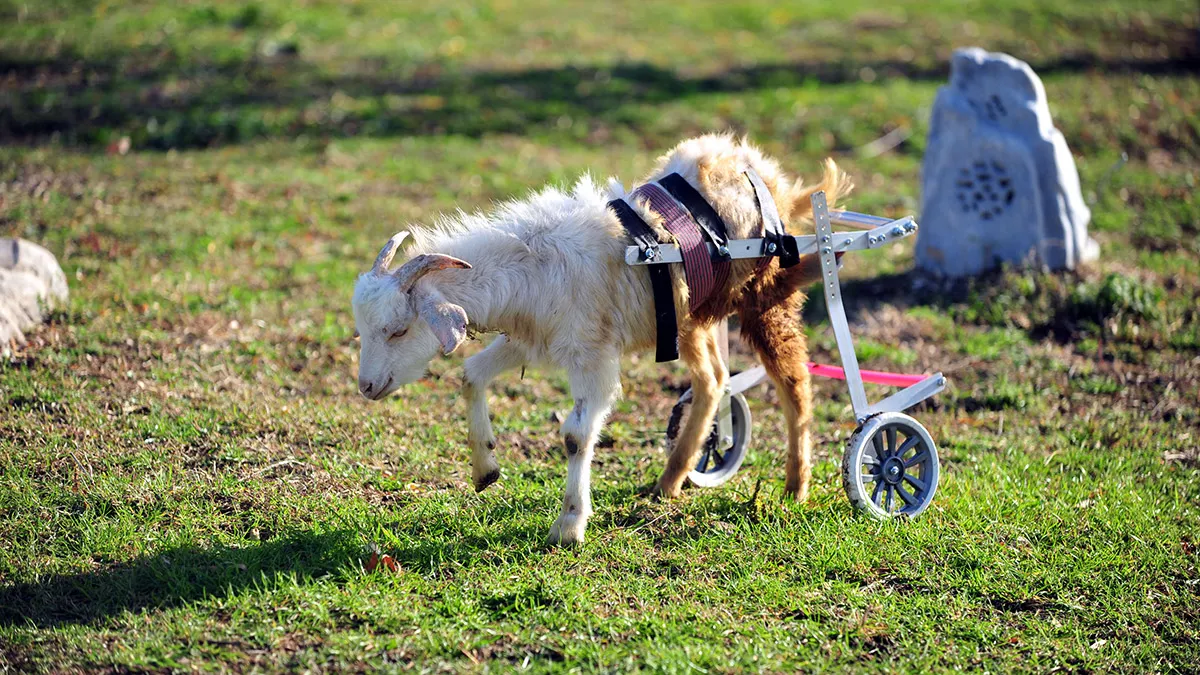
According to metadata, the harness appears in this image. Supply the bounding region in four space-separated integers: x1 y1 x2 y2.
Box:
608 169 799 363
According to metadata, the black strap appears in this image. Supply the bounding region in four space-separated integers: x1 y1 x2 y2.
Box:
659 173 730 257
745 168 800 268
607 199 679 362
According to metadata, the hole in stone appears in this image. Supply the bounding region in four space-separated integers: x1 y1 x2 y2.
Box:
957 160 1011 217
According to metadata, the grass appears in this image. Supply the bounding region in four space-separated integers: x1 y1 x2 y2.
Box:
2 0 1199 672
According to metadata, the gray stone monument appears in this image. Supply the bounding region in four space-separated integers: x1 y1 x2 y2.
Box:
0 238 69 352
916 47 1098 277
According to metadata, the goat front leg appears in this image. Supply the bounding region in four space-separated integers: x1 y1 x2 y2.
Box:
462 335 526 492
547 358 621 546
653 324 727 499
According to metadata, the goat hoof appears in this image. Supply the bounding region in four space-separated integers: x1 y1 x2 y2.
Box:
649 481 683 501
547 514 586 546
782 484 810 503
474 469 501 493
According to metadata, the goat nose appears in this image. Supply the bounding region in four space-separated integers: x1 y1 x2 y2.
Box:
359 379 374 396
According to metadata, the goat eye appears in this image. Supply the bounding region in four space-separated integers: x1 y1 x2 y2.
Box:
388 328 408 341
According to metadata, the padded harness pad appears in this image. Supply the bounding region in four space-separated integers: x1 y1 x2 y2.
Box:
631 182 731 313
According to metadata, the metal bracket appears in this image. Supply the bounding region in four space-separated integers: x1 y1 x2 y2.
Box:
865 373 947 417
715 386 734 451
728 367 769 396
624 215 917 266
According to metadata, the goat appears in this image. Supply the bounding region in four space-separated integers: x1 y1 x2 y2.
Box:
352 134 850 544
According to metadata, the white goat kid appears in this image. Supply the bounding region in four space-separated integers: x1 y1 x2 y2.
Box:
352 178 655 545
352 134 846 546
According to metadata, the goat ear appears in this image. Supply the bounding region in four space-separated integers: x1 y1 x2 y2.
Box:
412 281 469 354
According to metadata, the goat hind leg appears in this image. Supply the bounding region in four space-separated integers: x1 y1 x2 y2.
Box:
653 324 727 499
777 371 814 502
742 305 813 502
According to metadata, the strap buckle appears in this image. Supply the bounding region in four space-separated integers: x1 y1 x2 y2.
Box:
745 168 800 268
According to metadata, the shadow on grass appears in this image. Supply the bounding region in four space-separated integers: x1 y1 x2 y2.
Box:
800 266 1105 346
0 530 361 629
0 519 545 629
0 497 561 629
797 268 991 323
2 36 1196 149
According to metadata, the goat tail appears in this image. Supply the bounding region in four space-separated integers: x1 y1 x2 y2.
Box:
786 157 853 232
765 159 854 294
774 253 825 293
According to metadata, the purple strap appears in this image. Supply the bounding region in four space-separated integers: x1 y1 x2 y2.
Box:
632 183 730 312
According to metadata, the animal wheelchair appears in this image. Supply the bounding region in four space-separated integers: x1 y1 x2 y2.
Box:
625 192 946 519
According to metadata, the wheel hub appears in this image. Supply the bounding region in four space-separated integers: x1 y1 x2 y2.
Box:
881 457 905 485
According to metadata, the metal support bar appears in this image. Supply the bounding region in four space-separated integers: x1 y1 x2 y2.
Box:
624 216 916 266
715 385 734 451
866 373 948 417
829 210 897 229
812 191 871 422
728 366 769 396
715 320 733 451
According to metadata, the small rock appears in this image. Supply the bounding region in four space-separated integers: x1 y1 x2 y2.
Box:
0 238 68 353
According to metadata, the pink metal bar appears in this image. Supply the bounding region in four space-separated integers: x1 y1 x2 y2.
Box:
806 362 926 388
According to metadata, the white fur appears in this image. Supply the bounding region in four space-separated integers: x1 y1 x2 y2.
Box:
352 135 786 545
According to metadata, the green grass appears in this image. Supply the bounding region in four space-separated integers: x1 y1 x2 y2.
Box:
2 0 1199 672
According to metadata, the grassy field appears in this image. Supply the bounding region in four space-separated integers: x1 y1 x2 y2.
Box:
2 0 1199 671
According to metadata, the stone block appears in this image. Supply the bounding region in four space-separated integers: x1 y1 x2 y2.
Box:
916 48 1098 277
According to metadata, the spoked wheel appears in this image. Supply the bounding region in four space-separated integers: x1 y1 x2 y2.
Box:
842 411 939 519
665 390 753 488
